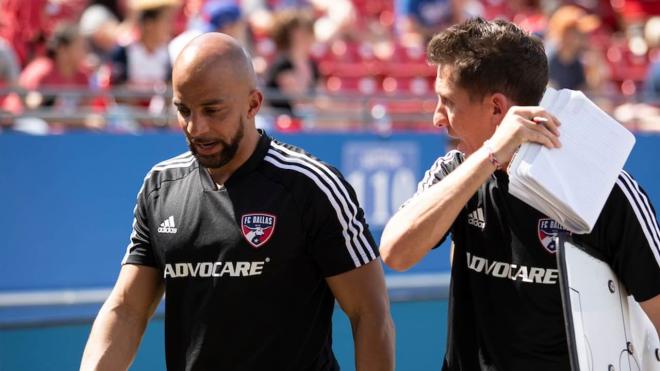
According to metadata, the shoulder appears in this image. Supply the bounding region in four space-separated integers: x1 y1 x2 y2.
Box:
429 150 464 174
613 170 648 202
262 139 347 197
412 150 464 195
140 152 198 196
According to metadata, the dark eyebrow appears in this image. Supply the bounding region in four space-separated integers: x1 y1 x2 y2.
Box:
200 99 225 106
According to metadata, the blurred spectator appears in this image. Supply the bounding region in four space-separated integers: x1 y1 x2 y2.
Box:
609 16 660 131
109 3 176 88
15 23 99 131
19 23 90 107
0 36 21 124
0 37 21 91
546 5 601 91
309 0 357 43
0 0 88 67
264 9 320 116
509 0 546 36
241 0 314 39
0 0 45 67
80 4 122 63
643 16 660 104
169 1 246 63
394 0 482 47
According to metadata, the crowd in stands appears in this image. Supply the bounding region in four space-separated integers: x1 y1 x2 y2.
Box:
0 0 658 134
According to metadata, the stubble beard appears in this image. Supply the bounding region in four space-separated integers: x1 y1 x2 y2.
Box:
188 119 245 169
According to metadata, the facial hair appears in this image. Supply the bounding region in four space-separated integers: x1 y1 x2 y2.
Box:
188 117 245 169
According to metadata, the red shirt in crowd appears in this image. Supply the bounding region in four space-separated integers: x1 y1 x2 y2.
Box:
19 56 89 89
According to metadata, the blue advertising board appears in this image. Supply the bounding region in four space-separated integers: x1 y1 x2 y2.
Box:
1 132 659 292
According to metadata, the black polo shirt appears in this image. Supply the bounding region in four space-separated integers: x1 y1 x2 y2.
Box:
406 150 660 371
122 132 379 370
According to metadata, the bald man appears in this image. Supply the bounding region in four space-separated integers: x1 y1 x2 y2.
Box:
80 33 394 371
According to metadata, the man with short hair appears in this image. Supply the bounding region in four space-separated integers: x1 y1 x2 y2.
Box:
381 18 660 370
81 33 394 371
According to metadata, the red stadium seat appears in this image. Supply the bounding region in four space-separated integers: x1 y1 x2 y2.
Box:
381 76 434 96
326 75 380 94
605 42 651 95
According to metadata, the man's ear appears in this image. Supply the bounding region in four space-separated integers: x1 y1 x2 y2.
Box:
489 93 511 125
247 89 263 119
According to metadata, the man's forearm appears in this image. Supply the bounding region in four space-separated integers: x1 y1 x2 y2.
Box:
352 312 395 371
80 301 149 371
380 147 495 271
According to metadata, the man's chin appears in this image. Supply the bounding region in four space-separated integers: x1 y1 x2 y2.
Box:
194 153 227 169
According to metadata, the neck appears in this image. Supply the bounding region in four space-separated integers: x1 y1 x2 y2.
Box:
458 138 482 156
289 47 308 61
557 47 577 63
207 128 260 185
141 35 161 53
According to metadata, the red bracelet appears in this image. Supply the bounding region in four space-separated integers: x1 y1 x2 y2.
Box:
483 140 502 170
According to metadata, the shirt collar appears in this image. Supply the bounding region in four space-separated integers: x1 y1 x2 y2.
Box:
199 129 271 191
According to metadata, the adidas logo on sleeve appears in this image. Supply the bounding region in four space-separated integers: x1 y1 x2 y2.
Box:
158 216 178 234
467 208 486 229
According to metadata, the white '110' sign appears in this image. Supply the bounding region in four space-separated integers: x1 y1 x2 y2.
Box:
342 142 419 227
347 169 417 226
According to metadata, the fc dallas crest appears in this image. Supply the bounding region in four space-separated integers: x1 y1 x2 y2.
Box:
537 218 569 253
241 213 276 248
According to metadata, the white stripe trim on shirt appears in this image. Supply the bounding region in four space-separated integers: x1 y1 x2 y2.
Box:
421 150 460 192
122 207 139 264
619 171 660 251
615 172 660 267
151 156 195 172
420 158 442 192
269 143 375 260
267 144 375 261
621 170 660 245
152 152 192 167
264 155 363 266
269 142 376 261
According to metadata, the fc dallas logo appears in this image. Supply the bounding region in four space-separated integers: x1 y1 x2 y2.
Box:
241 213 276 249
537 218 569 254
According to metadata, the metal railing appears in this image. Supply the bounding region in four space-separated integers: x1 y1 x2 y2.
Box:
0 86 657 133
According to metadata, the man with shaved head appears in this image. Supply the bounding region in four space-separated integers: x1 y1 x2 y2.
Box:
81 33 394 371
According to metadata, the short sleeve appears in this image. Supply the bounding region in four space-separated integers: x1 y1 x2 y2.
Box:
397 150 464 248
401 150 464 208
575 170 660 302
304 164 379 277
121 179 157 267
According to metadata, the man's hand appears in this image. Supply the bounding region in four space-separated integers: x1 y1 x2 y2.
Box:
487 106 561 165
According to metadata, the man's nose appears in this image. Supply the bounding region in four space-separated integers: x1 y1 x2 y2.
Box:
187 113 210 137
433 109 448 128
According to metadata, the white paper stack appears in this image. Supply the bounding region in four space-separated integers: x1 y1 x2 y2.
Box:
508 88 636 234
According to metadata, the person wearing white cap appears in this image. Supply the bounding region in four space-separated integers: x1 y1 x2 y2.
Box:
168 1 246 63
